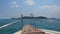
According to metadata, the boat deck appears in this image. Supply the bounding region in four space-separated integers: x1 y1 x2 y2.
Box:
14 29 60 34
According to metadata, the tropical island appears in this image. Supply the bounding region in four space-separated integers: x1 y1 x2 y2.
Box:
12 16 47 19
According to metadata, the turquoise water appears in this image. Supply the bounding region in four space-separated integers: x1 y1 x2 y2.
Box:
0 19 60 34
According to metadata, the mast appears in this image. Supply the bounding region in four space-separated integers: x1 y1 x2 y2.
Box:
21 14 23 29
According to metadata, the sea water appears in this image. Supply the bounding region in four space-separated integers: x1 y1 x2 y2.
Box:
0 19 60 34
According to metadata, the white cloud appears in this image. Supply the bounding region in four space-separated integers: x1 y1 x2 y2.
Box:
24 0 35 6
31 5 60 18
39 5 60 11
10 1 19 8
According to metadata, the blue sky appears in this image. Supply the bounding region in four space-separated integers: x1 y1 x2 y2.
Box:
0 0 60 19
